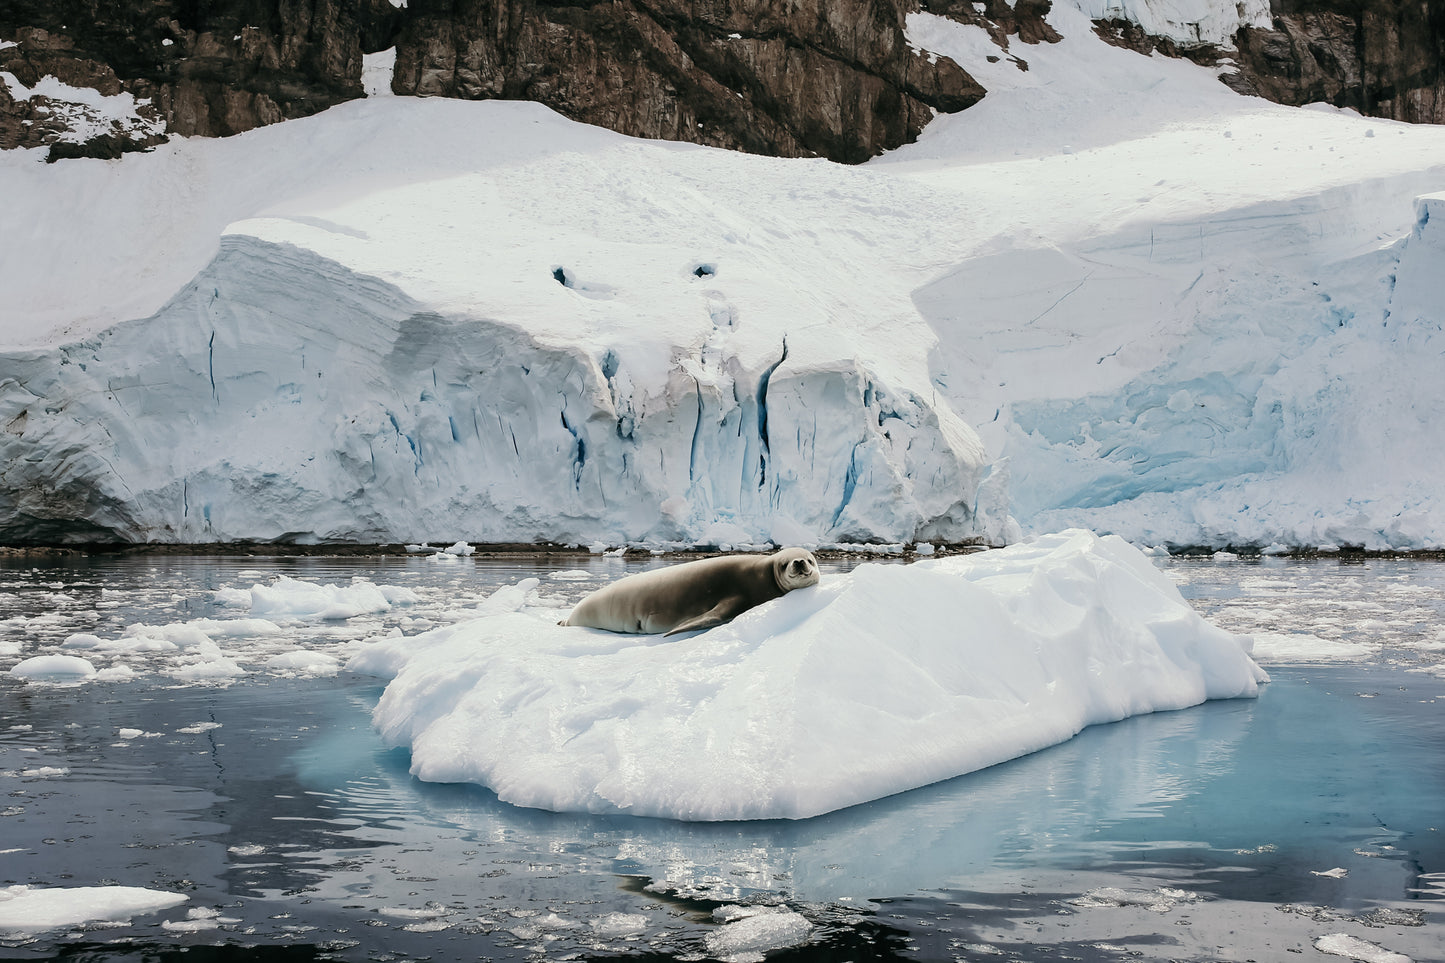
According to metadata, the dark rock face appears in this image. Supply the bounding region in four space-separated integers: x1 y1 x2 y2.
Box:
1087 0 1445 125
0 0 982 164
1092 17 1225 66
0 0 395 159
2 0 1442 165
390 0 984 164
922 0 1062 52
1225 1 1445 123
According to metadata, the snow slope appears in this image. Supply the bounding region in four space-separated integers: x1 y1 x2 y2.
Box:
349 530 1266 820
2 0 1445 547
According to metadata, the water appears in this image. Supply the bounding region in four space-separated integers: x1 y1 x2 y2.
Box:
1 551 1442 961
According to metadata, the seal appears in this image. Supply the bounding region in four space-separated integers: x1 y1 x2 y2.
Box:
561 548 820 636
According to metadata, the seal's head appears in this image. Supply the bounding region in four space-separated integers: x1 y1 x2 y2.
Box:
772 547 820 592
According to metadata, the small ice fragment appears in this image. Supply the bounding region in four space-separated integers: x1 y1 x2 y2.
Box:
1311 867 1349 878
162 907 221 932
706 908 812 960
228 843 267 857
1069 887 1198 913
442 541 474 556
590 912 648 936
265 651 340 676
1314 933 1411 963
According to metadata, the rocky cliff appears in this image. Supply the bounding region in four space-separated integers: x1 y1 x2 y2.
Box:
0 0 1441 162
0 0 984 163
1226 0 1445 124
390 0 984 163
0 0 402 159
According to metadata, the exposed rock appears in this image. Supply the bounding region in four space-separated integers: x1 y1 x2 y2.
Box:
0 0 390 156
921 0 1063 50
1083 0 1444 126
1226 2 1445 123
390 0 984 164
0 28 168 160
1092 17 1224 66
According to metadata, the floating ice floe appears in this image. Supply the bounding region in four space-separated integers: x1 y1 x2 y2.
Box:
707 906 813 961
0 884 187 932
8 655 97 681
220 575 419 621
1314 933 1413 963
350 529 1267 821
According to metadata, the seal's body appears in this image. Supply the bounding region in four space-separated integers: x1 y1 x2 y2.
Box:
561 548 820 636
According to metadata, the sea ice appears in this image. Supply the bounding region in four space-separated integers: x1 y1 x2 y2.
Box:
233 575 417 621
1314 933 1413 963
0 884 187 932
351 530 1266 821
706 907 813 961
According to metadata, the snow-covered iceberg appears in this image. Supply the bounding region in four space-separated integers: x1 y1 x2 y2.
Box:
348 530 1267 821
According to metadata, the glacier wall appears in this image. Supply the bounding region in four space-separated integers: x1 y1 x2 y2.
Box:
0 236 988 546
933 185 1445 550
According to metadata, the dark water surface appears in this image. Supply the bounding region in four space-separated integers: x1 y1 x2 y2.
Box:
1 552 1441 961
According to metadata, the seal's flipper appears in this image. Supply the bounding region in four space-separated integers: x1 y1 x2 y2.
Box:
662 600 740 636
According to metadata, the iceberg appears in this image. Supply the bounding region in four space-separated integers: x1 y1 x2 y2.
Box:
348 530 1267 821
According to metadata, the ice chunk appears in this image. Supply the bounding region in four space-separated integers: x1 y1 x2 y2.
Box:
366 530 1265 820
706 907 812 962
265 650 341 676
0 884 187 932
1314 933 1412 963
590 912 649 937
228 576 410 620
8 655 97 680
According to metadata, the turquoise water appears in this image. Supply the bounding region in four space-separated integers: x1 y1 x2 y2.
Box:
1 553 1441 961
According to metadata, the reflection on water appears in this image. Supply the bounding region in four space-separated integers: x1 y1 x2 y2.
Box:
1 552 1442 960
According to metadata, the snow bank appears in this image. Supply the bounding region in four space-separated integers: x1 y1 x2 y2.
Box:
0 884 187 932
350 530 1265 821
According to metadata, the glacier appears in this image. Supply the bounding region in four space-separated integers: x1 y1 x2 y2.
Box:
2 0 1445 548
